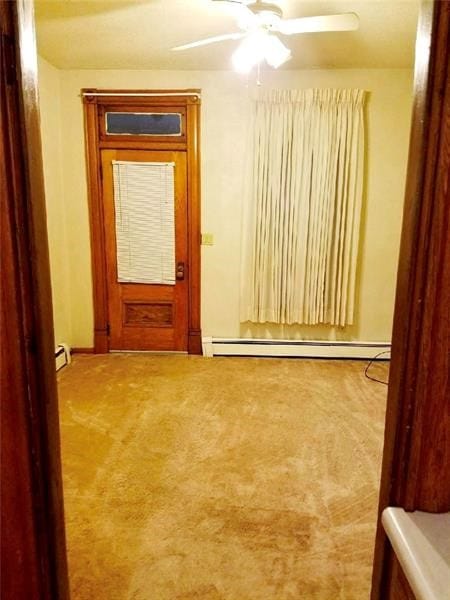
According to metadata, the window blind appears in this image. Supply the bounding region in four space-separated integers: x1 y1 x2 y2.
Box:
112 160 175 285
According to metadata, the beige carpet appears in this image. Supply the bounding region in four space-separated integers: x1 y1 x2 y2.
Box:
57 355 388 600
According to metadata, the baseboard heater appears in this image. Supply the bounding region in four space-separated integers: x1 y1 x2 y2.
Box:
55 344 71 371
202 337 391 360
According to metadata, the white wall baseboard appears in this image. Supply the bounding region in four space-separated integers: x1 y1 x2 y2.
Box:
55 343 71 371
202 337 391 360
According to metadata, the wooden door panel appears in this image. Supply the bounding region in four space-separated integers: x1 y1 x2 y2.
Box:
101 149 188 351
83 92 201 354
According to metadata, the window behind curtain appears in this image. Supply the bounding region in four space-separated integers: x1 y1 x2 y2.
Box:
240 88 366 327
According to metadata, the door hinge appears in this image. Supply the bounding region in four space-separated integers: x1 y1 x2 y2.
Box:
106 323 110 337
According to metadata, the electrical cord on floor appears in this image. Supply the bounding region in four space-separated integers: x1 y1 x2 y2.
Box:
364 350 390 385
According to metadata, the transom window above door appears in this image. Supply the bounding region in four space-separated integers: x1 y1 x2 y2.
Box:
98 105 187 143
105 112 182 136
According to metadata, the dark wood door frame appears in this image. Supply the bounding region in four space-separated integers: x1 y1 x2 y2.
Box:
2 0 448 597
82 90 202 354
371 1 450 597
1 0 69 598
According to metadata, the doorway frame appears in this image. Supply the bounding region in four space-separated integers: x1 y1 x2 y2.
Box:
1 0 69 597
4 0 449 597
82 90 202 354
371 1 450 596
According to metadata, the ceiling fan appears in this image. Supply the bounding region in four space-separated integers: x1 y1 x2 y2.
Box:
172 0 359 73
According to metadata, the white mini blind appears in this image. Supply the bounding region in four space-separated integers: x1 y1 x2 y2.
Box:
112 160 175 284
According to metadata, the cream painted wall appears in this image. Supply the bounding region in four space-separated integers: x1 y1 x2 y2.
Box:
38 66 413 347
37 56 72 347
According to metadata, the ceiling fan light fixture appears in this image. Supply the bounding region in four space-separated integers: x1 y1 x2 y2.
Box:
264 34 291 68
231 30 267 73
232 30 290 73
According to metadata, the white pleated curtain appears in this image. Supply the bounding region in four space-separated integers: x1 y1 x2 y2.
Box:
241 88 366 326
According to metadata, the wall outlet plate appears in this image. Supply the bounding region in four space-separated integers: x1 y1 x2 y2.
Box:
201 233 214 246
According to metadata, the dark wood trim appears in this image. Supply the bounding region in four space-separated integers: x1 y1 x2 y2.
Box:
186 101 202 355
99 140 187 151
84 100 109 352
371 1 450 597
1 11 42 597
1 1 69 598
83 89 202 354
398 2 450 513
82 88 201 105
71 347 95 354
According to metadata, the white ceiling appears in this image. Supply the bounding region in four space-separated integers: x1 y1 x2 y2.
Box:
35 0 420 70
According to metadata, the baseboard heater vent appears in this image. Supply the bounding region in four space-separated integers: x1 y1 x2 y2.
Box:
55 344 71 372
202 337 391 360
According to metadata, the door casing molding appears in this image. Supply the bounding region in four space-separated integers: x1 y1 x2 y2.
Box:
371 1 450 597
1 1 69 597
83 90 202 354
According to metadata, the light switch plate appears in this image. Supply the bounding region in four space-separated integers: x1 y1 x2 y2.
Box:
201 233 214 246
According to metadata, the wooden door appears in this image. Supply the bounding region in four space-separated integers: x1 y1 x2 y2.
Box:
101 149 189 351
83 90 202 354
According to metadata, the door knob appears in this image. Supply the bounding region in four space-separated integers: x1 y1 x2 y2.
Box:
176 261 185 280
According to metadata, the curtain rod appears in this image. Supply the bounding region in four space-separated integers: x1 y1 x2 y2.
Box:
81 92 201 98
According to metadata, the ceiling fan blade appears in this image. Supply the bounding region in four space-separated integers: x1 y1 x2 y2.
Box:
211 0 253 6
211 0 256 28
278 13 359 35
172 32 245 52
